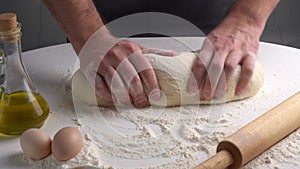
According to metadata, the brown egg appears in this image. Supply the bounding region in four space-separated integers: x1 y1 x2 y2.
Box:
20 128 52 160
51 126 83 161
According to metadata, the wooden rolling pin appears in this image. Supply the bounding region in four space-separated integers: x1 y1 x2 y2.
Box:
194 91 300 169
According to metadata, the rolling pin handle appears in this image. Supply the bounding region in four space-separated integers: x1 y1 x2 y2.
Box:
194 150 234 169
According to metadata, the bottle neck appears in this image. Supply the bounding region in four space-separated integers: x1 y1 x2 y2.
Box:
0 24 38 95
0 22 21 43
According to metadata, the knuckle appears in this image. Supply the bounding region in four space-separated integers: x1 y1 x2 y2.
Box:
243 66 254 77
98 62 109 74
107 48 118 56
211 40 223 50
141 68 153 78
110 52 125 63
126 43 137 52
99 60 106 69
194 59 205 69
214 42 222 49
224 60 235 71
100 65 114 78
120 40 139 52
115 55 125 63
130 75 141 86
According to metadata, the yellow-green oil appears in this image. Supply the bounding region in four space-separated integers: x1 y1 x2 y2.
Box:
0 91 49 136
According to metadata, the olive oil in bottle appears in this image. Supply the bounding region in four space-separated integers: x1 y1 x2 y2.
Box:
0 13 49 136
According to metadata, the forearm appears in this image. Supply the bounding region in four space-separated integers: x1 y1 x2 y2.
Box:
43 0 106 54
227 0 279 33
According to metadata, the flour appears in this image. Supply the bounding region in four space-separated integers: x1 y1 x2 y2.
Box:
19 75 300 169
74 82 300 169
73 102 233 169
244 128 300 169
16 135 104 169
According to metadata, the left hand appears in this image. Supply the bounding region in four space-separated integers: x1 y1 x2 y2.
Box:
187 14 262 100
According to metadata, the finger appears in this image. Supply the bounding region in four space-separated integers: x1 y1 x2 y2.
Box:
224 50 243 84
213 70 226 99
236 53 256 95
105 47 126 67
115 54 148 108
98 62 131 106
104 46 149 107
187 45 214 94
142 48 177 56
111 44 149 107
214 50 242 98
123 42 162 103
203 48 227 100
95 74 113 105
128 50 161 101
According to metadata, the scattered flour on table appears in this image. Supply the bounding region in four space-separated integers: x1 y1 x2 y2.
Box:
18 77 300 169
76 103 231 169
16 136 104 169
77 82 300 169
243 128 300 169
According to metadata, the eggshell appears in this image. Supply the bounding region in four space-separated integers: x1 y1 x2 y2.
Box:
51 126 83 161
20 128 52 160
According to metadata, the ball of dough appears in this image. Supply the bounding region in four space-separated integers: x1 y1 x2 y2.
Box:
72 52 264 107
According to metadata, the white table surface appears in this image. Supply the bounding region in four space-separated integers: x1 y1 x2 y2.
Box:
0 37 300 169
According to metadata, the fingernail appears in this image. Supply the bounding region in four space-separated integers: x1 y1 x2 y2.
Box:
236 88 242 95
149 89 161 101
170 51 177 56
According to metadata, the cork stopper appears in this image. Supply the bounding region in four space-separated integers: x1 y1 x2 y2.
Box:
0 13 17 32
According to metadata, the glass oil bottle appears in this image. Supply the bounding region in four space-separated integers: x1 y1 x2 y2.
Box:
0 13 49 136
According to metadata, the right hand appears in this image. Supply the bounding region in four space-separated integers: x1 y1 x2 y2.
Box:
96 39 176 107
79 29 176 107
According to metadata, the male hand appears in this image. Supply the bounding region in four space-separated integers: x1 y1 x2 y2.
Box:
79 29 176 107
96 40 176 107
188 15 261 100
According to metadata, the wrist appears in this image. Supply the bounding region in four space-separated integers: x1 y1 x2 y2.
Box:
211 14 262 42
225 0 279 32
226 12 264 35
43 0 108 54
66 8 104 54
78 27 118 69
223 13 264 36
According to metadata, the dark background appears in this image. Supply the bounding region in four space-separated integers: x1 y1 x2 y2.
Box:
1 0 300 51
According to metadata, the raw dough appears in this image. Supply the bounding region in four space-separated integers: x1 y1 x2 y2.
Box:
72 52 264 107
